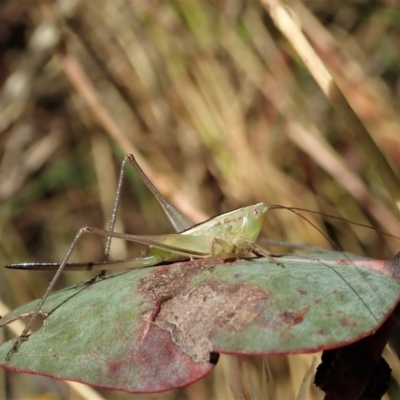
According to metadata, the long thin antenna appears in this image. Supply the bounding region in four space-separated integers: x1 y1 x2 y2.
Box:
267 204 381 323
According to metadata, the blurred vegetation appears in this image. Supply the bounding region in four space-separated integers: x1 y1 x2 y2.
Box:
1 0 400 399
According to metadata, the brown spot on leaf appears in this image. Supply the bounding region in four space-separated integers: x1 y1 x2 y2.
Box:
138 259 268 362
279 308 308 326
153 281 267 362
138 259 218 303
341 317 357 328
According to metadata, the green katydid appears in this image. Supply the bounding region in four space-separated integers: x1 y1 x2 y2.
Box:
5 154 285 359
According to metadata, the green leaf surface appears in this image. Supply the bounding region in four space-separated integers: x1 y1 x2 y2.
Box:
1 251 399 393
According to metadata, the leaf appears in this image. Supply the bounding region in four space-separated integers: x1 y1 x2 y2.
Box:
0 251 399 393
0 268 216 393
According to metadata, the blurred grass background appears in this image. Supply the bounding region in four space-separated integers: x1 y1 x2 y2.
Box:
1 0 400 399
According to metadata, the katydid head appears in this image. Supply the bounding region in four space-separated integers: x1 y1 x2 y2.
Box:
236 202 269 242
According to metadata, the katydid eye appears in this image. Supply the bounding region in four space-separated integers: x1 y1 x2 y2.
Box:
253 209 262 218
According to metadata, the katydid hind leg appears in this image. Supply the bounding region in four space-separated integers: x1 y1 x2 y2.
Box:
85 226 211 258
6 227 88 359
91 153 188 277
126 154 194 233
103 155 131 263
5 153 199 359
6 157 133 358
6 257 164 272
83 155 130 282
